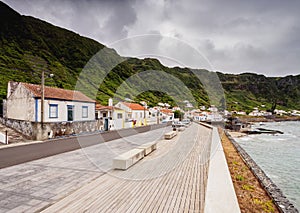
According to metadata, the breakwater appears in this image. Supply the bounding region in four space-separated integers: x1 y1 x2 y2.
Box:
225 131 299 213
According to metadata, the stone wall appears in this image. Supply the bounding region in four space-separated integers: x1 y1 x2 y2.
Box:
225 131 299 213
0 117 170 141
33 120 100 140
0 117 34 139
0 117 102 140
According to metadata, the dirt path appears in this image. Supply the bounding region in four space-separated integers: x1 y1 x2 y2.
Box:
219 130 279 213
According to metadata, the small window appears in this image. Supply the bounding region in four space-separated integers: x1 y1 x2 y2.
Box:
140 112 143 118
117 113 122 119
67 105 74 121
49 104 58 118
82 106 88 118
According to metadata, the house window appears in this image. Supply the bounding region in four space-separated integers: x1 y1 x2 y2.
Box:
82 106 88 118
117 113 122 119
140 112 143 118
67 105 74 121
103 112 107 118
49 104 58 118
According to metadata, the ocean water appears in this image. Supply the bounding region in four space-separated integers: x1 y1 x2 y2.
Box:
235 121 300 210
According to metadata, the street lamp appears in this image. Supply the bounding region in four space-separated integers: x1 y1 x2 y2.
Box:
41 71 54 126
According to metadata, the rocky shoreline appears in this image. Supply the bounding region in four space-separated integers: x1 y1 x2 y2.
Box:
238 116 300 123
225 131 299 213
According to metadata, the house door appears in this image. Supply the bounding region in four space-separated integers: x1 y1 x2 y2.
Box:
104 118 109 131
67 105 74 121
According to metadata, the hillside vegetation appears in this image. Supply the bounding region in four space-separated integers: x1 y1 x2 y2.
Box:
0 1 299 112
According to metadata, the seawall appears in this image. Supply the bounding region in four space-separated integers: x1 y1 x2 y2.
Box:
225 131 299 213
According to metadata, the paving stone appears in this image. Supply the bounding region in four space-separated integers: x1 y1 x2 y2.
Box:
0 127 172 212
6 205 32 213
26 199 43 206
0 207 9 213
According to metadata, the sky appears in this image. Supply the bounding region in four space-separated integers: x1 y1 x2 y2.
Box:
3 0 300 77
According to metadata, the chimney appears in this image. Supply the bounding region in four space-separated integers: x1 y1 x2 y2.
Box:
108 98 113 107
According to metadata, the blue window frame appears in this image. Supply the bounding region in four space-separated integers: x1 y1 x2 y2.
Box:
67 105 74 121
82 106 88 118
49 104 58 118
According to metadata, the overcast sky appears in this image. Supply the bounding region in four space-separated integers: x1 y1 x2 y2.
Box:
3 0 300 76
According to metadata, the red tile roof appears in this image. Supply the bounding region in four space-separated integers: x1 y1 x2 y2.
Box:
95 104 121 111
160 109 172 114
22 82 95 103
121 102 146 110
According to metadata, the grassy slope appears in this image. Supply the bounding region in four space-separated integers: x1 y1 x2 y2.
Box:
0 1 299 111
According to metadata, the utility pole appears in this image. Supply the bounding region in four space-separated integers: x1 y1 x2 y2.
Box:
41 70 45 126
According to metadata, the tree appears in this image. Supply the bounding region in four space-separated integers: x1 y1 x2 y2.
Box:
174 110 184 120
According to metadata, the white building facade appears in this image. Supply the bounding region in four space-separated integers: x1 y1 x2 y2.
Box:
5 81 95 122
115 102 147 126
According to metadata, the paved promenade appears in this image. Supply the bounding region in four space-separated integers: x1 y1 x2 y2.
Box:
42 123 212 212
0 126 170 212
0 123 212 212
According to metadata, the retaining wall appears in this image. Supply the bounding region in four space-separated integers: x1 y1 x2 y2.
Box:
0 117 101 140
198 122 241 213
0 117 170 141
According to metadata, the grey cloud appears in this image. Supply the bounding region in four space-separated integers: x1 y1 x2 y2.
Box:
3 0 137 43
3 0 300 76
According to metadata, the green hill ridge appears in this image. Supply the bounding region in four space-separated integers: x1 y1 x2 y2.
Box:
0 1 299 113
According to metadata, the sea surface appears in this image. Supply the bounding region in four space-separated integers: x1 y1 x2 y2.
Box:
235 121 300 210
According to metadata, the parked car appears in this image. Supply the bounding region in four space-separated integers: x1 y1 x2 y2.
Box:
181 119 191 126
172 121 184 128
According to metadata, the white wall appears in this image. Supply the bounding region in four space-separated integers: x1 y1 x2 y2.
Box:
6 84 95 122
115 102 146 126
111 110 125 130
41 100 95 122
6 84 36 121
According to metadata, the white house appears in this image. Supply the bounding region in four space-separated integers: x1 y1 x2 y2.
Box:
115 102 147 126
5 81 95 122
95 102 125 130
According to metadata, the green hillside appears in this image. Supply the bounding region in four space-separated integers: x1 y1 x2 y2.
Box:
0 1 299 112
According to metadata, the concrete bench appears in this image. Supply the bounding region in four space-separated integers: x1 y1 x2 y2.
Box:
178 126 185 131
113 148 145 170
164 131 177 139
137 142 157 156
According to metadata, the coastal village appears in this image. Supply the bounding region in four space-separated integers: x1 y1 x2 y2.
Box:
0 82 299 213
0 1 300 212
1 81 299 143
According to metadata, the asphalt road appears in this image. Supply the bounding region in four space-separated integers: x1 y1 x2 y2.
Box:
0 123 169 169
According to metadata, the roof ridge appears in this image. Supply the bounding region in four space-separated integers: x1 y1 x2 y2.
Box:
19 82 95 103
21 82 78 93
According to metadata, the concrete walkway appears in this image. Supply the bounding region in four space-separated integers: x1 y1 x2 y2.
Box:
0 123 241 213
0 126 171 213
42 123 211 212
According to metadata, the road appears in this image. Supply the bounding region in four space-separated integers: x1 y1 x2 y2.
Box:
0 123 169 169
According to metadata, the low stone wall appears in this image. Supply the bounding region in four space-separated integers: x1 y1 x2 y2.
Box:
225 131 299 213
0 117 34 139
0 117 170 141
0 117 101 140
33 120 99 140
